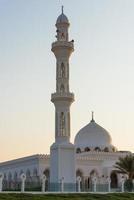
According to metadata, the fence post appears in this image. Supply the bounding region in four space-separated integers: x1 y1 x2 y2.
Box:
0 173 4 192
61 177 64 192
132 179 134 192
76 176 81 192
20 173 26 193
41 174 46 192
121 177 125 192
92 176 97 192
106 176 111 192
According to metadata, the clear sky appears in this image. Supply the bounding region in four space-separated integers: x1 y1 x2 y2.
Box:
0 0 134 162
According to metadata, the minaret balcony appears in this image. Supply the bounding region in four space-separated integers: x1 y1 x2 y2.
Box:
51 92 74 103
52 41 74 51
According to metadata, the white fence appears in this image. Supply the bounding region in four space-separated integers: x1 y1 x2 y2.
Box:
0 172 134 193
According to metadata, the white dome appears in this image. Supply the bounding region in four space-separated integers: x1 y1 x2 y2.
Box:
56 13 69 24
74 118 113 150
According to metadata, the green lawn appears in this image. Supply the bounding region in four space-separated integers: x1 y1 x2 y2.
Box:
0 193 134 200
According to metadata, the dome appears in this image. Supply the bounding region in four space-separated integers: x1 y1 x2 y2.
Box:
56 13 69 24
56 6 69 24
74 114 114 151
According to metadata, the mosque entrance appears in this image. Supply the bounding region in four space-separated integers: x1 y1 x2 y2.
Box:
110 171 118 188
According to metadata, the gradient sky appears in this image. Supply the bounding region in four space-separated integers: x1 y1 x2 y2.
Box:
0 0 134 162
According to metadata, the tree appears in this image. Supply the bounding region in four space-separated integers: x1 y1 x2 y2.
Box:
114 154 134 191
114 154 134 180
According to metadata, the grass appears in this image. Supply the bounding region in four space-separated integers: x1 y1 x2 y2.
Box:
0 193 134 200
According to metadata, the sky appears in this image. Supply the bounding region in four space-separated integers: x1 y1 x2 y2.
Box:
0 0 134 162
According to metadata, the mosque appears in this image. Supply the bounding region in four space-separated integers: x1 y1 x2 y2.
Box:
0 8 131 191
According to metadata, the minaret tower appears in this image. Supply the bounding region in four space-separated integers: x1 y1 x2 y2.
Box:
50 7 76 191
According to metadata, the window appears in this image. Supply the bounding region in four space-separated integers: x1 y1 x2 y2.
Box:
94 147 101 152
104 147 109 152
76 148 81 153
84 147 90 152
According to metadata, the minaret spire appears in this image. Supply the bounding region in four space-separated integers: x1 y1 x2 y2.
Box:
62 5 64 14
91 111 95 122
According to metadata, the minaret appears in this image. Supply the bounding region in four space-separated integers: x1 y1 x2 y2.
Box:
50 7 76 191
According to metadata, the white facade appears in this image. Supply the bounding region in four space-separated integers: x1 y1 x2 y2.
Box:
0 150 130 191
0 9 132 192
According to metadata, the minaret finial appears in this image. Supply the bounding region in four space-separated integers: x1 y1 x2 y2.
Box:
91 111 95 122
62 5 64 14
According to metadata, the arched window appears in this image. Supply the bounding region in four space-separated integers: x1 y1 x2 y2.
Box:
14 172 18 181
60 84 65 93
8 172 12 190
84 147 90 152
4 173 7 180
8 172 12 181
60 112 65 136
110 171 118 188
94 147 101 152
61 63 65 77
32 168 39 185
26 169 31 178
13 172 18 190
33 168 38 177
76 148 81 153
3 174 8 190
104 147 109 152
25 169 32 189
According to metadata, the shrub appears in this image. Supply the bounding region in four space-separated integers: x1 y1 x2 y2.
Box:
124 179 133 192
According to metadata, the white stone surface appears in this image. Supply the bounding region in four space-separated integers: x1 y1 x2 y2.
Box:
0 173 4 192
50 143 76 185
75 120 113 150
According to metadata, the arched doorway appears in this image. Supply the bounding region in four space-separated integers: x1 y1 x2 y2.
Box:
8 172 12 190
32 168 40 190
110 171 118 188
89 169 99 191
3 174 8 191
26 169 32 190
84 177 91 191
13 172 18 190
43 169 50 191
90 169 99 178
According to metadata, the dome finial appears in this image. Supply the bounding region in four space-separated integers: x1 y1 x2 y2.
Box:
62 5 64 14
91 111 95 122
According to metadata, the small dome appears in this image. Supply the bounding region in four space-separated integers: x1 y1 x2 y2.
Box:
56 13 69 24
74 115 113 150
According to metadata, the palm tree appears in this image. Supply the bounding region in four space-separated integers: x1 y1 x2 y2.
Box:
114 154 134 180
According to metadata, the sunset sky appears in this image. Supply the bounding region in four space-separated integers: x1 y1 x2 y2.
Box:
0 0 134 162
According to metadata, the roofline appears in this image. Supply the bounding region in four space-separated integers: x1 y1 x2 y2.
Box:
0 154 50 167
